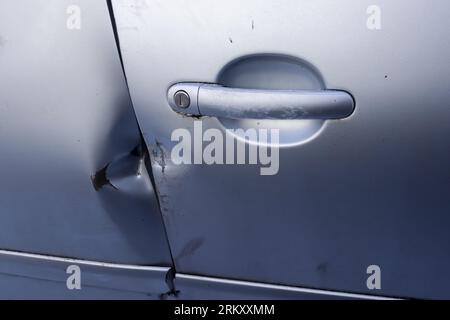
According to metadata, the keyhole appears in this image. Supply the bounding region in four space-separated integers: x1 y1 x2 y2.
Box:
174 90 190 108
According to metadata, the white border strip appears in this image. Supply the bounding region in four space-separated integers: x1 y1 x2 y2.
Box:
0 250 400 299
0 249 170 273
177 274 399 300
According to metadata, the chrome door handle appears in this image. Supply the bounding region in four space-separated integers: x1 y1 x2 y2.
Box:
168 83 355 120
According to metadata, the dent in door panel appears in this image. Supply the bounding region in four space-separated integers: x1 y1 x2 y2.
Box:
0 0 171 266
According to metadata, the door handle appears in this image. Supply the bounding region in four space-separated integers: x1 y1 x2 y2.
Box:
168 83 355 120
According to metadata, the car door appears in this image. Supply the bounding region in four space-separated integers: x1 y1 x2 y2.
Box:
112 0 450 299
0 0 173 299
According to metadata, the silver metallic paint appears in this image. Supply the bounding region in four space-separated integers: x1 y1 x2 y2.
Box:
0 0 171 265
113 0 450 299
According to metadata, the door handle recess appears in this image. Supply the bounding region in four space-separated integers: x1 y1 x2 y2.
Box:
168 83 355 120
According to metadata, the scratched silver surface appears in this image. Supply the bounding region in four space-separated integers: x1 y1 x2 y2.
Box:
0 0 172 266
113 0 450 299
